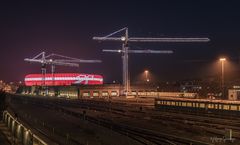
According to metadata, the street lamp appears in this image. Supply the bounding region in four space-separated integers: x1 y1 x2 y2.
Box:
219 58 226 98
144 70 149 82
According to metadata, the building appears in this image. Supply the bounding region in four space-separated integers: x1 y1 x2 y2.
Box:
228 86 240 100
25 73 103 86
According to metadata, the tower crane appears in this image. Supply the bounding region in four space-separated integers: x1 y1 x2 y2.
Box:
93 27 210 96
24 51 101 88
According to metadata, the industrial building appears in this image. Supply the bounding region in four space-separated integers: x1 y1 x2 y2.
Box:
18 83 198 99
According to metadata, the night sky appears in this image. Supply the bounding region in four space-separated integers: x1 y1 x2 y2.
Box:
0 1 240 83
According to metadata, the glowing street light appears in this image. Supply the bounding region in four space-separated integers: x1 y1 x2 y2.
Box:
219 57 226 98
144 70 149 82
220 58 226 61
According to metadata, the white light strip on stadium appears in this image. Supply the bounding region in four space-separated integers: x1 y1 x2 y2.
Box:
25 77 103 81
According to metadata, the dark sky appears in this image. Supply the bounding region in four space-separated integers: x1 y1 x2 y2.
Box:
0 1 240 83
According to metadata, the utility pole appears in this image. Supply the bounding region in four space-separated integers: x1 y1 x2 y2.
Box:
220 58 226 98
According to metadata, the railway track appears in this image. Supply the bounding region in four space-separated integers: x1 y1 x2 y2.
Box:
10 95 214 145
7 106 84 145
44 97 240 132
51 105 213 145
148 110 240 130
13 96 240 131
48 97 240 143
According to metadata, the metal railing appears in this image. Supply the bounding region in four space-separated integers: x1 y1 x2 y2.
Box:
2 110 48 145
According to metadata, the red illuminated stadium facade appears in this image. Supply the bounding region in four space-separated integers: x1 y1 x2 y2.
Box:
25 73 103 86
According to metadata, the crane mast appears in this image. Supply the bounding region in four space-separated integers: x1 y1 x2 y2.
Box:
93 27 210 96
25 51 101 95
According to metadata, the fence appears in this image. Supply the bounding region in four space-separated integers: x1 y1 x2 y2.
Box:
2 110 48 145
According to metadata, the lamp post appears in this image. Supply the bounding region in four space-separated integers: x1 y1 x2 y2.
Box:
144 70 149 82
219 58 226 98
